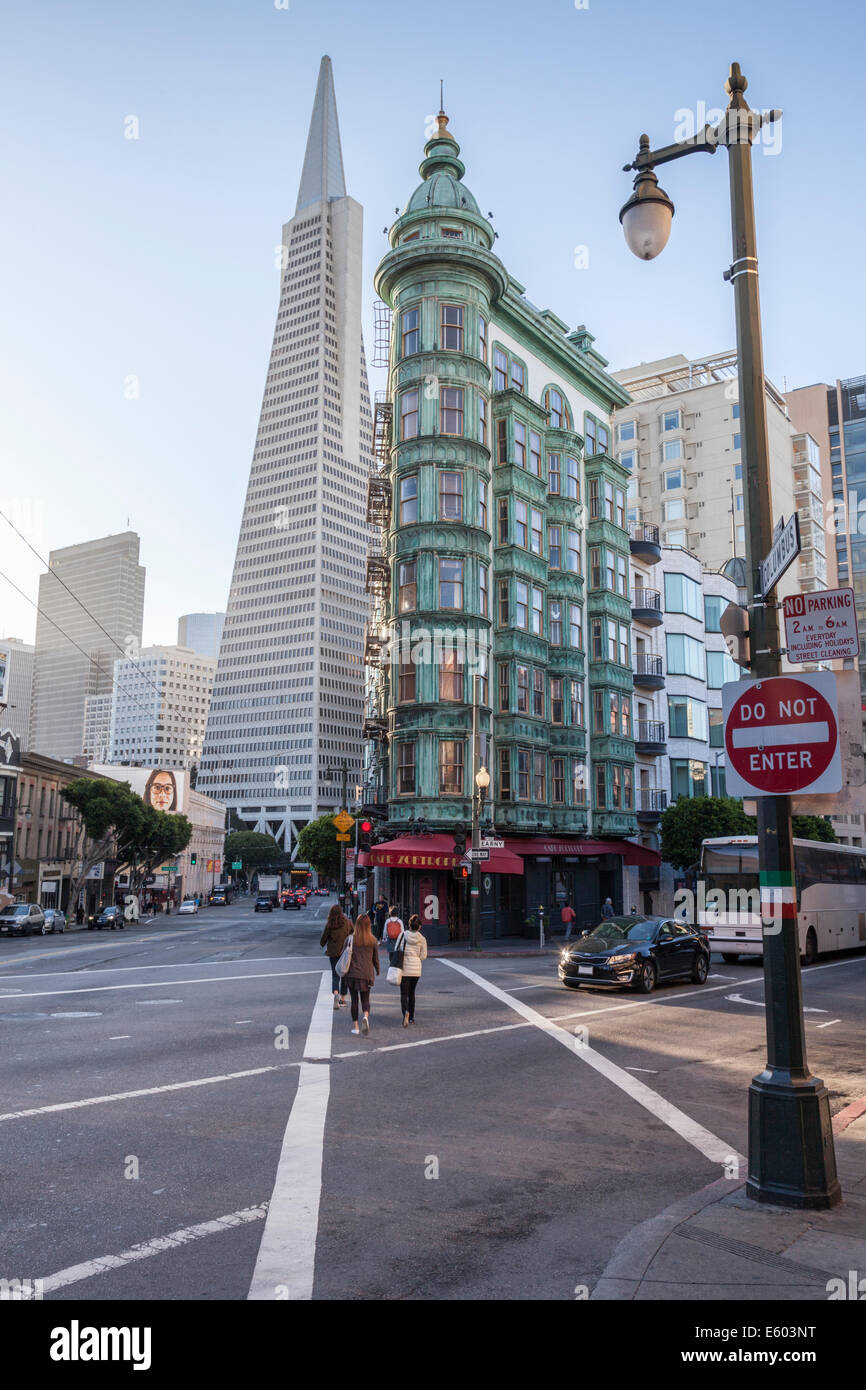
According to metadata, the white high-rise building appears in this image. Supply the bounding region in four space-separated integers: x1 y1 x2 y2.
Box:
109 646 215 770
0 638 35 749
82 693 113 765
198 57 373 851
29 532 145 762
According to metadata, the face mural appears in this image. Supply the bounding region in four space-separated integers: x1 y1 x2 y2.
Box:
144 768 178 813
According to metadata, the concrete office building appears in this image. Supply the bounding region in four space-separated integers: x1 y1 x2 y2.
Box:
81 693 113 766
199 56 373 851
29 533 145 762
0 637 35 749
109 646 215 771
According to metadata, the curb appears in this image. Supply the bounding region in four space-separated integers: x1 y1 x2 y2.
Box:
832 1094 866 1134
428 948 560 958
590 1174 742 1300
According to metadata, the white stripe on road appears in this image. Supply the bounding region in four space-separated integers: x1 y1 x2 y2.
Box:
816 1019 841 1029
0 969 324 1000
333 1019 530 1059
33 1204 268 1296
0 956 311 980
442 959 742 1168
248 971 333 1301
0 1063 300 1123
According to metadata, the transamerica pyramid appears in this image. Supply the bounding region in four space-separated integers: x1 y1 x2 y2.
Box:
199 57 373 853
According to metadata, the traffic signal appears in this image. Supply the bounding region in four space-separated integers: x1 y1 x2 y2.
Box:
190 853 197 867
359 820 373 851
453 863 469 882
453 826 467 856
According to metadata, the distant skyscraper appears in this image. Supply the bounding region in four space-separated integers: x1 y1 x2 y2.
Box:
199 57 372 851
108 646 215 770
29 532 145 761
0 637 35 749
177 612 225 660
82 692 113 765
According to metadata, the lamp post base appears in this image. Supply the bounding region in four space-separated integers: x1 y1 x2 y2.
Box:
747 1068 841 1209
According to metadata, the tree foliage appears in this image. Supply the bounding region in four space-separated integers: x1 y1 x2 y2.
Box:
223 831 285 873
296 815 341 879
661 795 838 870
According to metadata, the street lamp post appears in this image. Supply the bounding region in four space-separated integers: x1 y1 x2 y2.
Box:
620 63 839 1209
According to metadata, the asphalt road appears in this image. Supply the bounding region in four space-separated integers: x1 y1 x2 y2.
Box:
1 897 864 1301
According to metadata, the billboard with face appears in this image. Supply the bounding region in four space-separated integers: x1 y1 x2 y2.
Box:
89 766 187 813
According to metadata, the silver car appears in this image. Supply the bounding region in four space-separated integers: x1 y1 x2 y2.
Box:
43 908 66 934
0 903 46 937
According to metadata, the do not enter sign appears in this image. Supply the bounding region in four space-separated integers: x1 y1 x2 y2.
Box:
722 671 842 797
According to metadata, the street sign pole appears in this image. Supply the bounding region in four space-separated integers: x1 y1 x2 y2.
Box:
729 86 839 1207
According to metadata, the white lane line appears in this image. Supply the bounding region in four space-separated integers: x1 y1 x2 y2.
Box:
0 1063 300 1123
816 1019 842 1029
442 959 742 1167
33 1204 268 1296
507 983 559 992
248 971 332 1301
332 1019 530 1059
0 955 311 981
0 969 324 1001
725 992 829 1014
626 1067 658 1074
235 1020 253 1025
109 1035 131 1040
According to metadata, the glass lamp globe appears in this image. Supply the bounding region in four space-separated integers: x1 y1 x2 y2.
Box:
620 170 675 261
475 767 491 790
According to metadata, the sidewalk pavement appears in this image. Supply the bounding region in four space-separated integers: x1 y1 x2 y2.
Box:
591 1105 866 1300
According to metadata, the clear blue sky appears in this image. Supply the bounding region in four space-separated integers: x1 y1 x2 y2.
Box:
1 0 863 646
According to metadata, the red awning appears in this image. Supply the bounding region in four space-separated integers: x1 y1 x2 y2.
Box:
504 837 661 867
368 834 524 876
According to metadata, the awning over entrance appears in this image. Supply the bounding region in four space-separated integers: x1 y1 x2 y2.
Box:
503 837 661 867
366 834 524 876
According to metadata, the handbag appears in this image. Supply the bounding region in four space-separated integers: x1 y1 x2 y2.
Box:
386 964 402 986
335 934 353 978
389 930 406 969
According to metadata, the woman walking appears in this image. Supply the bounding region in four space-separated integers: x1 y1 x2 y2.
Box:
399 914 428 1027
346 914 379 1036
320 904 352 1010
382 904 404 949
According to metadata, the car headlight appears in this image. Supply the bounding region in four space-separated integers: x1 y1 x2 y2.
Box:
613 952 637 966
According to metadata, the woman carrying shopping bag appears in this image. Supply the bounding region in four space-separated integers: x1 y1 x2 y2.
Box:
320 904 352 1010
400 914 427 1028
345 914 379 1036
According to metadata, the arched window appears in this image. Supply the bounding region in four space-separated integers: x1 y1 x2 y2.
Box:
543 387 571 430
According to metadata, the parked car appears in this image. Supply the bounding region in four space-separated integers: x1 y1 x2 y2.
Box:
558 915 710 994
0 903 46 937
255 894 274 913
94 905 124 931
178 899 198 915
43 908 66 934
282 891 300 911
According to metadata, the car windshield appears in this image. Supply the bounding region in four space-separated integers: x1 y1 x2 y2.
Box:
9 905 30 917
580 916 659 947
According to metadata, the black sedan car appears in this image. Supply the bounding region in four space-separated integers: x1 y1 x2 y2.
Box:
255 895 274 913
93 906 124 931
558 916 710 994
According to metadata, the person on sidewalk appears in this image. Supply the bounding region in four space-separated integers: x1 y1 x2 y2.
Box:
400 914 428 1027
561 900 577 939
372 896 388 938
320 904 352 1010
601 897 615 920
383 904 404 949
346 914 379 1036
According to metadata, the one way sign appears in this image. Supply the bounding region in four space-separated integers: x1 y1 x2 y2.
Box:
722 672 842 797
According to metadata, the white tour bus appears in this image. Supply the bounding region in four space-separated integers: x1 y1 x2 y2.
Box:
698 836 866 965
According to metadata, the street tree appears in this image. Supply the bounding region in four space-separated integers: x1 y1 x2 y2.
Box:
223 831 285 876
661 796 752 871
62 778 191 906
297 815 341 881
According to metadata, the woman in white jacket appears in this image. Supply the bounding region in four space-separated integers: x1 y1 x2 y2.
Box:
400 913 428 1027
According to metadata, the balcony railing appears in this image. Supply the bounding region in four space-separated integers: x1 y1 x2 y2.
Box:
629 521 660 545
636 788 668 814
635 720 666 745
632 588 662 612
634 654 664 678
